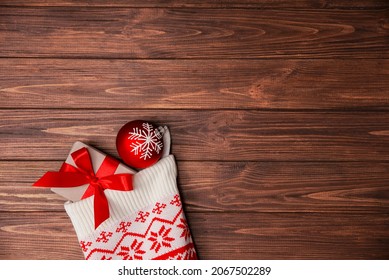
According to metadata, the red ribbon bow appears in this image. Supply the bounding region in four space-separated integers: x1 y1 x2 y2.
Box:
33 147 133 229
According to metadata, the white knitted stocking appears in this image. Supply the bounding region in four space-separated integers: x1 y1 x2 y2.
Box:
65 154 197 260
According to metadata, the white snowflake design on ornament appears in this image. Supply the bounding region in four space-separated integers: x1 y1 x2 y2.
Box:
128 122 163 160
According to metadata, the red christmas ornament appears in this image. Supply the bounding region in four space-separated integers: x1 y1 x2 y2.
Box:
116 120 164 169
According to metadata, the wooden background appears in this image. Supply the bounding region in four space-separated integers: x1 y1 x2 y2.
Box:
0 0 389 260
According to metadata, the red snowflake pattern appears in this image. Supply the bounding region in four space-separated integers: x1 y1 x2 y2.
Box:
80 241 92 252
96 231 113 243
117 239 146 260
80 194 197 260
177 218 191 240
116 221 131 233
152 202 166 214
148 225 175 253
170 194 181 206
135 211 150 223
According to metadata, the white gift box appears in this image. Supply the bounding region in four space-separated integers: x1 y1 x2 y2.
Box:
51 141 137 202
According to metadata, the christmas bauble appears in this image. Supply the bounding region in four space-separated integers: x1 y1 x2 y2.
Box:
116 120 164 169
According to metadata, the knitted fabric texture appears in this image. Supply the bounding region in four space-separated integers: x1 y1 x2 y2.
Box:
65 154 197 260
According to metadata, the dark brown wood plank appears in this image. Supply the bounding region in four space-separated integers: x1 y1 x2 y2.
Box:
0 212 84 260
192 212 389 259
1 8 388 58
1 110 389 161
1 59 389 110
1 161 389 213
1 0 388 9
0 212 388 259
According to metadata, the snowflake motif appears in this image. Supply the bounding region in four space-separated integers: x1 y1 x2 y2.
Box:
170 194 181 207
96 231 113 243
80 241 92 252
148 225 175 253
116 221 132 233
117 239 146 260
152 202 167 215
135 211 150 223
177 218 191 240
128 122 163 160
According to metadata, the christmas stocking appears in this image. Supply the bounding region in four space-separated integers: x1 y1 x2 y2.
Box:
33 130 197 260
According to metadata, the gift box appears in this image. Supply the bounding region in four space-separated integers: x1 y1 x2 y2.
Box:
34 140 197 260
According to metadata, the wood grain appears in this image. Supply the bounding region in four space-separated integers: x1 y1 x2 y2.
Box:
1 59 389 110
1 0 388 261
1 212 388 259
0 212 84 260
1 8 388 58
1 161 388 213
1 110 389 161
1 0 388 9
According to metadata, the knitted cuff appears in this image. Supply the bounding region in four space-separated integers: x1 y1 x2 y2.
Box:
64 155 197 260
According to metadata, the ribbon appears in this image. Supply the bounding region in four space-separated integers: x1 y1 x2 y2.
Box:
33 147 133 229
